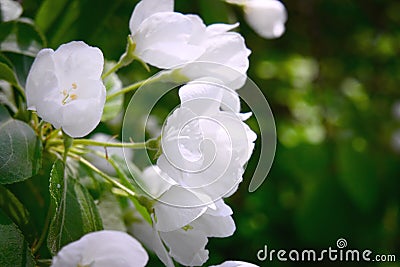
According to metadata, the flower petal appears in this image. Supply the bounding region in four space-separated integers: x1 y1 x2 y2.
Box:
129 0 174 34
179 81 224 115
51 230 148 267
129 216 174 267
206 22 239 36
160 228 209 266
210 260 259 267
61 97 104 137
244 0 287 39
139 165 175 199
25 48 57 110
181 32 250 89
205 199 233 217
54 41 104 81
133 12 205 69
155 187 208 231
191 213 235 237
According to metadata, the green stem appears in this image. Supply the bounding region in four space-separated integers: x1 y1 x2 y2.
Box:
101 60 125 80
106 79 146 101
101 36 138 80
45 128 61 142
75 155 137 197
47 139 147 149
62 131 73 163
74 139 149 149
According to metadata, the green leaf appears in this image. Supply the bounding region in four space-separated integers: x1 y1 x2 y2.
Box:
0 61 19 86
0 52 13 69
0 80 17 113
35 0 69 34
0 0 23 22
101 61 124 122
0 18 46 57
0 209 35 267
97 191 126 231
47 160 103 255
0 185 37 244
0 105 42 184
0 54 17 111
4 52 34 88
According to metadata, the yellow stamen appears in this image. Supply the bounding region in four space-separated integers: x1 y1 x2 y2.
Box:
61 83 79 105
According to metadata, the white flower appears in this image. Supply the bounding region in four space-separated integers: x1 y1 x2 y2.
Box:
211 261 259 267
26 41 106 137
129 0 250 88
157 81 257 200
129 0 204 69
51 230 148 267
226 0 287 39
0 0 23 22
129 169 235 267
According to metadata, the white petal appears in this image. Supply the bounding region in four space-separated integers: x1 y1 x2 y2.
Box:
133 12 205 69
181 32 250 89
60 77 106 137
129 217 174 267
214 111 256 165
191 213 235 237
73 79 105 100
186 14 207 44
160 229 209 266
201 32 250 76
139 165 175 199
206 22 239 36
205 199 233 217
159 107 205 174
179 81 224 115
25 48 61 128
51 230 148 267
155 187 207 232
61 97 104 138
224 0 247 5
54 41 104 80
244 0 287 39
35 98 63 129
0 0 23 22
25 48 57 110
221 88 241 113
129 0 174 34
210 260 259 267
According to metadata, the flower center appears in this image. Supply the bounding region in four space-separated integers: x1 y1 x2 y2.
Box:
61 82 78 105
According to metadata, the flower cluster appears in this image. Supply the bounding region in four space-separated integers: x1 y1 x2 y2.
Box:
21 0 286 266
124 0 259 265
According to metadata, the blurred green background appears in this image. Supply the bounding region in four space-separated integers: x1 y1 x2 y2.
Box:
20 0 400 266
